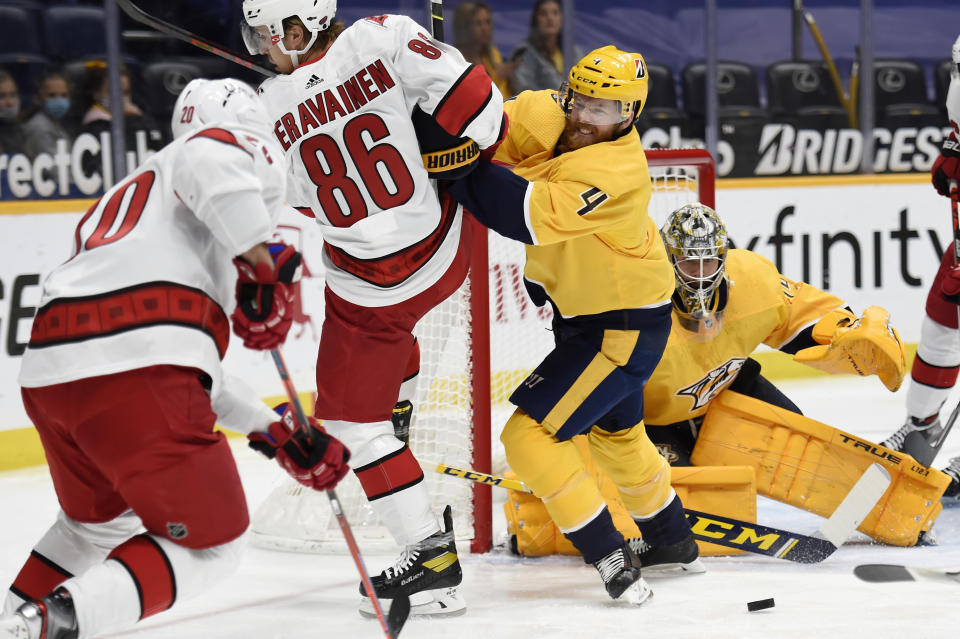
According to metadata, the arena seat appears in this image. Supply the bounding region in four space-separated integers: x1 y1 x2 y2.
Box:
766 60 849 131
0 53 48 104
636 62 687 134
0 6 42 56
142 60 204 124
42 5 109 61
681 61 770 142
868 58 941 130
934 58 953 117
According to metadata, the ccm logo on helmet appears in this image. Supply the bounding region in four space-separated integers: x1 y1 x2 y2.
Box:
574 74 598 85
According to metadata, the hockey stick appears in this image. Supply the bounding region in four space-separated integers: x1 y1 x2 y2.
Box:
116 0 277 77
802 9 855 128
437 462 890 564
853 564 960 584
270 349 408 639
426 0 444 41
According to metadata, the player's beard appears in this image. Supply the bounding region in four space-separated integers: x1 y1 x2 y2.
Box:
555 119 615 155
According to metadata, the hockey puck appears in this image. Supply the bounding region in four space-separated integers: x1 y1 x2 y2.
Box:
747 598 775 612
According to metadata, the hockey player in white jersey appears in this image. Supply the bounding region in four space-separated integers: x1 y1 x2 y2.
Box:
242 0 505 618
880 34 960 499
0 79 350 639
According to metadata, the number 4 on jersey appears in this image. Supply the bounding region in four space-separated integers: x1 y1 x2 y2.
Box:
576 187 609 216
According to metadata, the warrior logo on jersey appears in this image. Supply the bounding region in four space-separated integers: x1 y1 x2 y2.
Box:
676 357 746 410
634 58 646 80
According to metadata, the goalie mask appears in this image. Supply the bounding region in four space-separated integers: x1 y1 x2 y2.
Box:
171 78 270 139
241 0 336 58
661 203 729 341
559 46 649 126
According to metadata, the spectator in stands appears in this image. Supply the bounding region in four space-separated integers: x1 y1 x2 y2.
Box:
454 1 517 98
22 71 75 160
0 69 25 155
77 61 164 172
508 0 582 94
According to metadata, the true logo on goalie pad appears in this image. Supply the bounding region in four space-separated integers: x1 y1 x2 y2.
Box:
677 358 746 410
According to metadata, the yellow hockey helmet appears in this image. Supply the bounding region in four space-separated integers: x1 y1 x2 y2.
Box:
562 46 649 123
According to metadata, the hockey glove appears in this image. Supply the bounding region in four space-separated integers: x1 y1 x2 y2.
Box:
413 106 480 179
931 133 960 197
248 404 351 491
793 306 906 392
940 261 960 302
231 243 302 350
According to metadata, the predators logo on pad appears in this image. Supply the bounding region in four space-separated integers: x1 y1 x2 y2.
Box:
676 358 746 410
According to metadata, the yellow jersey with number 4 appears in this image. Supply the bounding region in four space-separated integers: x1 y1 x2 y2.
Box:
493 89 673 318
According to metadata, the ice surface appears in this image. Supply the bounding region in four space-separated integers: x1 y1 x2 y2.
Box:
2 377 958 638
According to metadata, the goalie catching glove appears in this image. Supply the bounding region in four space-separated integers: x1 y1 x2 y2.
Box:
793 306 906 391
248 404 351 491
232 243 302 350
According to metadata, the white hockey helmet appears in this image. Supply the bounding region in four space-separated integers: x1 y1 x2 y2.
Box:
953 34 960 76
241 0 337 57
171 78 270 139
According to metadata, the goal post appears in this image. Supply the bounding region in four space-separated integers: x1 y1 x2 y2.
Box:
250 148 716 555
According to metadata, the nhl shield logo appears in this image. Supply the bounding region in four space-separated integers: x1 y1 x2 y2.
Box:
167 522 188 540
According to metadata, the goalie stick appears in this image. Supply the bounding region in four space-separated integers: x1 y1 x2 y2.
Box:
436 463 891 564
270 349 409 639
853 564 960 584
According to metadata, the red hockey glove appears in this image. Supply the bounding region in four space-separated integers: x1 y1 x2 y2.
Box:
931 133 960 197
231 243 302 350
248 404 350 491
941 261 960 300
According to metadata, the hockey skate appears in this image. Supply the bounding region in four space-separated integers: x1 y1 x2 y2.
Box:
0 588 77 639
592 543 652 605
942 457 960 502
881 415 948 467
628 534 706 576
359 505 465 618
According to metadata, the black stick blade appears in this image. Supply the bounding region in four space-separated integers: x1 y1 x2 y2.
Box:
387 595 411 637
854 564 916 583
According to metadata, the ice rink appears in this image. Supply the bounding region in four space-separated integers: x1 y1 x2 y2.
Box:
2 376 959 639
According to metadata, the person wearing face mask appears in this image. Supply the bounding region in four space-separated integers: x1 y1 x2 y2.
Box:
22 71 75 160
78 61 165 176
0 69 25 155
508 0 582 94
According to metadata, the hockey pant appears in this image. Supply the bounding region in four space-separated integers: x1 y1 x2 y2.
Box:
4 509 243 639
324 419 438 546
907 247 960 419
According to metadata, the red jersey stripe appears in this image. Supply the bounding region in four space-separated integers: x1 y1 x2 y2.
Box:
354 446 424 500
434 64 494 137
108 535 177 620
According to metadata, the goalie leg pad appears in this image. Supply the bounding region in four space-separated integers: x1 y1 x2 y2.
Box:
501 409 606 532
503 462 758 557
692 390 951 546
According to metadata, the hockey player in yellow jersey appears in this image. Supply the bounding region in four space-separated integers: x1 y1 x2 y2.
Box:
448 46 702 605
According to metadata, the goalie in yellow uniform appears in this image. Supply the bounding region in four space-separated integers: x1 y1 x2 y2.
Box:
447 46 703 605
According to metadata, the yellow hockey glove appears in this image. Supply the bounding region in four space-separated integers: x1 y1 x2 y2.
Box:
793 306 906 391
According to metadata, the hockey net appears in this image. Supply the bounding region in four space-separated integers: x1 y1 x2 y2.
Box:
250 148 716 554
